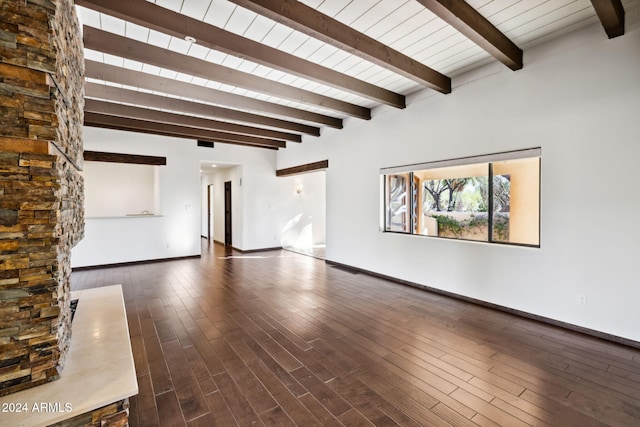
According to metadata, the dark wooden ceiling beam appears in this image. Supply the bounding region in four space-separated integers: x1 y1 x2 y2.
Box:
228 0 451 94
85 80 319 137
414 0 523 70
84 151 167 166
83 26 371 120
84 112 285 149
590 0 625 38
85 60 339 130
276 160 329 177
85 96 302 142
76 0 405 109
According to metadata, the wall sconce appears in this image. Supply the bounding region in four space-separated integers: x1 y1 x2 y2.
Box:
295 184 304 195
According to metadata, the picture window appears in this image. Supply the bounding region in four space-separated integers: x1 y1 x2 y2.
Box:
382 149 540 247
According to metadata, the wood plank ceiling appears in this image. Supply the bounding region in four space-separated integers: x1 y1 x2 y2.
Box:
76 0 627 150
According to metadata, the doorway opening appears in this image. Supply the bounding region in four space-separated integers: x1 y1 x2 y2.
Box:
281 170 326 260
200 162 237 250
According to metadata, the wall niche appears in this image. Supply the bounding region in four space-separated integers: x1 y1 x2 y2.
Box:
82 150 166 218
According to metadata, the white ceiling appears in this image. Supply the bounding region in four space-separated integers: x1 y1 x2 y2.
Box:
77 0 628 140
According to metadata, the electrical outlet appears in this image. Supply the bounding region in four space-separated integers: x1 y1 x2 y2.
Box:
577 295 587 306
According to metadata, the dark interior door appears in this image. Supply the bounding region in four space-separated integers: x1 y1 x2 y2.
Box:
207 184 213 240
224 181 232 246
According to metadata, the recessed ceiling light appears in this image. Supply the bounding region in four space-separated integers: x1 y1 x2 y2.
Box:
211 165 217 168
184 35 196 43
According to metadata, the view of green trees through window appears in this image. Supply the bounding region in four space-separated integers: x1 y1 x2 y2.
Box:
423 177 488 212
382 150 540 246
422 173 490 242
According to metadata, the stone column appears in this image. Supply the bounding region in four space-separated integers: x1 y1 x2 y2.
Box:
0 0 84 396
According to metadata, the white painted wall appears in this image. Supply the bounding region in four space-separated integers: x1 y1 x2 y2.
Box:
276 20 640 342
73 131 204 267
72 129 287 267
280 171 326 249
200 173 210 238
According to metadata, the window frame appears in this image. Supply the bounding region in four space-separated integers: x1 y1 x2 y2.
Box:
381 148 541 248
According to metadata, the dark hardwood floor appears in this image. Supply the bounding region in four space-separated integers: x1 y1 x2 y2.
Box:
71 242 640 426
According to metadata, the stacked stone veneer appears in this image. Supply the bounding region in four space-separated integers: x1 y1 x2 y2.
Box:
0 0 84 396
49 398 130 427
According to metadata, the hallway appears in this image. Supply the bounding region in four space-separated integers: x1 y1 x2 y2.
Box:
71 243 640 426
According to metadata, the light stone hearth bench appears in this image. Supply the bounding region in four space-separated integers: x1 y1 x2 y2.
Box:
0 285 138 426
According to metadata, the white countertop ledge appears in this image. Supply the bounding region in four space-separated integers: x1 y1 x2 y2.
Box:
85 215 163 219
0 285 138 427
